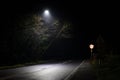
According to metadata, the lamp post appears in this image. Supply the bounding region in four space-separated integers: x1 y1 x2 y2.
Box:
89 44 94 58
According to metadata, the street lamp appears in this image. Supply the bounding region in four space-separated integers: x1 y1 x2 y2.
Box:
44 10 50 16
42 9 53 23
89 44 94 58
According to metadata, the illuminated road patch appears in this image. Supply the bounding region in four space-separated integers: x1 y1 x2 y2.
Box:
0 61 81 80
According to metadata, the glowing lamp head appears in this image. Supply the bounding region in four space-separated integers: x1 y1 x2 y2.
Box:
44 10 50 16
89 44 94 49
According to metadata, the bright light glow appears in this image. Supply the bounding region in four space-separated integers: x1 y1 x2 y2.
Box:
89 44 94 49
42 9 53 23
44 10 50 16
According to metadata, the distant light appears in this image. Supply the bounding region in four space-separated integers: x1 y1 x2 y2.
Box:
44 10 50 16
89 44 94 49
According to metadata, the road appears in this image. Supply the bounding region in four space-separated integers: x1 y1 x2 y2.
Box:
0 60 82 80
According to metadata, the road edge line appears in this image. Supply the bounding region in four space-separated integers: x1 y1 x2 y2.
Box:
64 60 85 80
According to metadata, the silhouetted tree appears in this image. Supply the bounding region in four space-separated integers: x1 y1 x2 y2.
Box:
12 14 61 60
11 13 73 62
96 34 107 64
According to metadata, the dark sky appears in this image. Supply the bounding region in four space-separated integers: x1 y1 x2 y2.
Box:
1 0 119 54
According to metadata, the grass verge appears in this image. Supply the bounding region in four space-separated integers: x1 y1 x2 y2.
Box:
92 54 120 80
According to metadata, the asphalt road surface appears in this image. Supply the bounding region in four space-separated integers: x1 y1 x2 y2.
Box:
0 60 82 80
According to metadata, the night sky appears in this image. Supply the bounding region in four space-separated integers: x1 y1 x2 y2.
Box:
0 0 119 60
